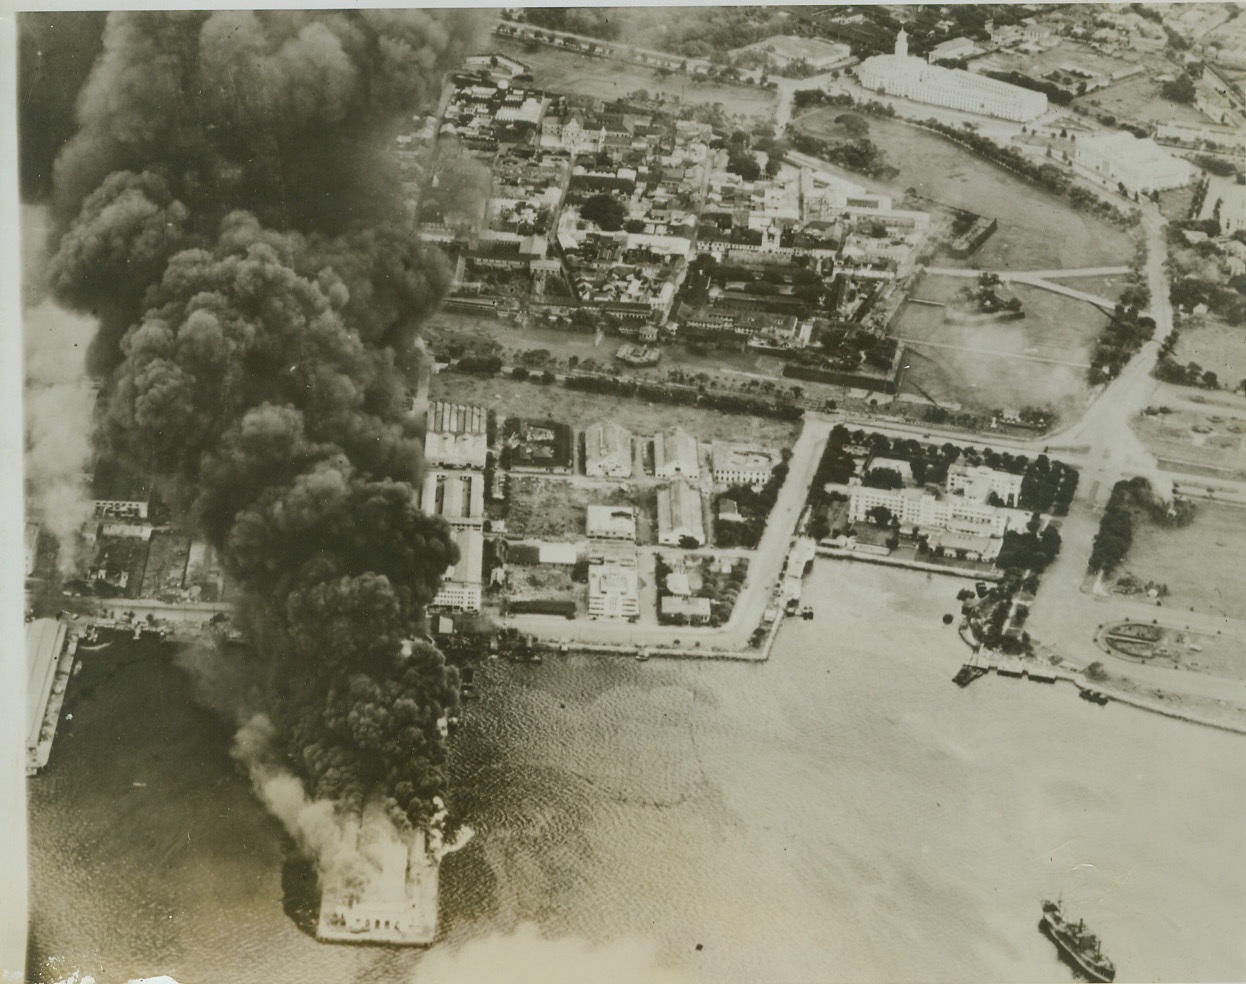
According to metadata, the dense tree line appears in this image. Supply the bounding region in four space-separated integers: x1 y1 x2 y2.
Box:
994 517 1062 573
1088 477 1195 575
1088 303 1156 385
563 372 804 420
982 69 1074 105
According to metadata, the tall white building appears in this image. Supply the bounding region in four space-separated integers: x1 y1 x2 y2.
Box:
848 485 1031 537
1074 131 1193 194
856 29 1048 122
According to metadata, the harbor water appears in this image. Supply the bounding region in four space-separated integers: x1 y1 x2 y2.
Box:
28 564 1246 983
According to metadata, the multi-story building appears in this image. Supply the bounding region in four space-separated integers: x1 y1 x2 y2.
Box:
1073 131 1193 194
424 402 489 470
711 443 777 488
946 463 1024 507
587 551 640 621
654 426 700 480
847 485 1030 538
657 478 706 547
857 29 1048 122
430 528 484 614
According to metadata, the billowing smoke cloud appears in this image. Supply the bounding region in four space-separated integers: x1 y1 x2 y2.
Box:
414 924 696 984
22 204 97 574
28 7 485 854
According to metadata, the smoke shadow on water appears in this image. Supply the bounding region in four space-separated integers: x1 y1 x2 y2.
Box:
280 836 322 940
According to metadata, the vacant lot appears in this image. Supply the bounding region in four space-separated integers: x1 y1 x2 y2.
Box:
504 564 586 615
795 111 1135 271
431 370 802 448
505 476 655 544
497 39 778 122
1074 73 1210 129
1119 502 1246 621
894 278 1104 414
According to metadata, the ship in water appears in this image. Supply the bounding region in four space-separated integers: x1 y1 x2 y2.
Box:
1040 898 1116 982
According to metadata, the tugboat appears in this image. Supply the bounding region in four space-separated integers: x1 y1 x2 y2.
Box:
1040 899 1115 982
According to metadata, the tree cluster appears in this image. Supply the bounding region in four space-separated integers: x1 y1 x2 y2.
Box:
1088 301 1156 385
1088 477 1195 575
716 463 788 549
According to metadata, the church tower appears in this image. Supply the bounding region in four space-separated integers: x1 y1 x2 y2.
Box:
894 27 908 59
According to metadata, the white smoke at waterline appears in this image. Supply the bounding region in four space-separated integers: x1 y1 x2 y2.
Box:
230 713 367 892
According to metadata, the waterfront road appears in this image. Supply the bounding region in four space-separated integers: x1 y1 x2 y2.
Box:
504 417 833 651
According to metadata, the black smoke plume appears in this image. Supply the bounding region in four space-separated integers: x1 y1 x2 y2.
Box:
26 9 484 833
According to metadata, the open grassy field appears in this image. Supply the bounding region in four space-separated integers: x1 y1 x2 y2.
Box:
496 39 778 122
1171 318 1246 389
894 277 1104 414
794 112 1135 270
1119 502 1246 621
430 370 802 448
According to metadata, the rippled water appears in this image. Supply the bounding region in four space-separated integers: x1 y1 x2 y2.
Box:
28 565 1246 983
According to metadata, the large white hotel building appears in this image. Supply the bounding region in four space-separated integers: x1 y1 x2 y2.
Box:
856 29 1048 123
